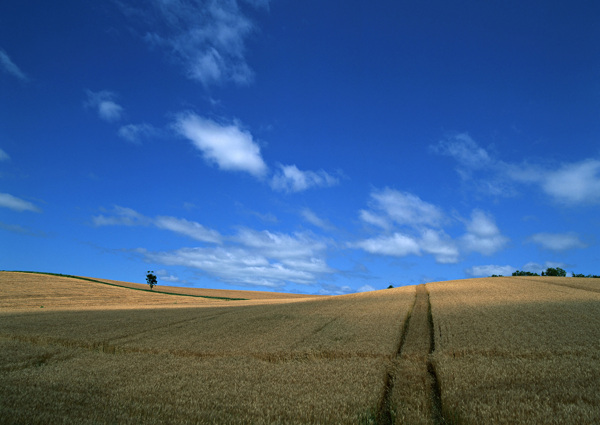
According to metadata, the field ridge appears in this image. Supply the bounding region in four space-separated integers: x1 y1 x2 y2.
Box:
6 271 248 300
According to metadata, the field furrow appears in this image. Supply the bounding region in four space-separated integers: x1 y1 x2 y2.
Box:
377 284 446 425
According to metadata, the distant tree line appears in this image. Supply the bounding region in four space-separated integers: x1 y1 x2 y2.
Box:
513 267 567 277
491 267 599 278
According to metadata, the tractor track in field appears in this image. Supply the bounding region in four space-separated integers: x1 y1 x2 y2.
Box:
376 284 446 425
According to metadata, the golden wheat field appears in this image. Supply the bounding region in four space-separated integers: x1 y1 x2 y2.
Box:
1 271 599 424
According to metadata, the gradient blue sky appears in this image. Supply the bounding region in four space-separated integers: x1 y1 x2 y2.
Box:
1 0 599 294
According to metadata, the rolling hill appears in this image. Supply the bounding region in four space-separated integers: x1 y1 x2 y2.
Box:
1 271 599 424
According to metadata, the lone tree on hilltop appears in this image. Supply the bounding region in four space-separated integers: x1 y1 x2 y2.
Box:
146 271 158 290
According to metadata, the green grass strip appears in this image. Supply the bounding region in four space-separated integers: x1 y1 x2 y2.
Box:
5 271 248 301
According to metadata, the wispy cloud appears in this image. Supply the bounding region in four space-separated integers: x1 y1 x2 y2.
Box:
155 269 181 283
174 113 268 177
431 133 600 205
358 284 376 292
466 264 515 277
430 133 492 171
234 228 329 266
0 221 46 237
93 206 221 244
117 123 158 144
154 216 223 244
92 206 150 226
85 90 124 122
317 283 353 296
271 164 339 192
301 208 335 231
0 148 9 161
94 205 333 288
0 193 41 212
0 49 28 81
144 245 319 288
527 232 587 252
143 229 332 288
120 0 267 86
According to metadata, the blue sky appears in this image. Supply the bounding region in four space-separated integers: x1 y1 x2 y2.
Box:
1 0 599 294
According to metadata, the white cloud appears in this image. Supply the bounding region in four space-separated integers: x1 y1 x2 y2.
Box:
362 188 445 228
154 216 223 244
379 190 445 227
270 164 339 192
355 189 507 263
354 189 460 263
466 264 515 277
85 90 124 122
540 160 600 205
118 123 157 144
0 49 28 81
0 193 41 212
122 0 266 86
354 233 421 257
0 148 9 161
527 232 587 251
460 210 508 255
174 113 267 177
508 160 600 204
419 229 460 264
353 229 460 264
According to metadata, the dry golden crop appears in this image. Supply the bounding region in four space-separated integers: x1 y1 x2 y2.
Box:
428 276 600 424
0 272 416 424
2 272 599 424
